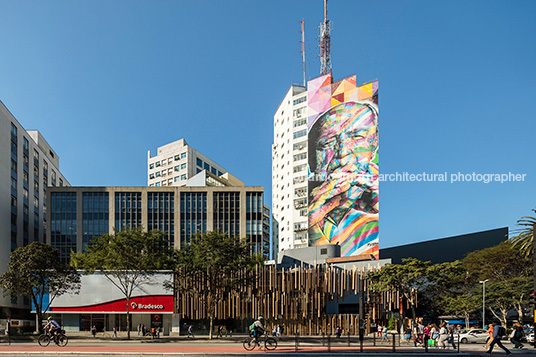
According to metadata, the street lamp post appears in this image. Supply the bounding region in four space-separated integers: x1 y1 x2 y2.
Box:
479 279 489 328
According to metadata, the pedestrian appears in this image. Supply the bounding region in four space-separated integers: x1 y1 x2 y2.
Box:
157 326 161 339
91 325 97 338
404 326 412 344
187 325 195 338
377 324 382 337
483 323 494 349
272 326 277 336
486 322 511 355
510 322 524 349
335 326 342 338
217 325 223 338
447 326 456 349
137 324 141 336
438 323 449 349
381 325 389 343
430 323 439 347
276 325 281 337
113 327 117 338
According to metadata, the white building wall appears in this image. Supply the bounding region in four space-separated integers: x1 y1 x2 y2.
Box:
147 138 226 187
272 85 308 260
0 100 69 312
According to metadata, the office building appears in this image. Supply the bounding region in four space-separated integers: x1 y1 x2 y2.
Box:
47 170 270 261
147 139 226 187
0 100 69 318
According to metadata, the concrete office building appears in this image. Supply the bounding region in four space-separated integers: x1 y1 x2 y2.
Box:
147 139 226 187
272 85 308 259
47 170 270 261
0 100 69 318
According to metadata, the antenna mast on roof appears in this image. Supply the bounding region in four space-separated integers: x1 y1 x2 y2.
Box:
319 0 332 76
300 19 306 87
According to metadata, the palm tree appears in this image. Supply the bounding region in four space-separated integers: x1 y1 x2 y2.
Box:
510 209 536 259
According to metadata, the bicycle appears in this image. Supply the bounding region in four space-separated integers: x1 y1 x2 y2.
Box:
243 334 277 351
38 329 68 347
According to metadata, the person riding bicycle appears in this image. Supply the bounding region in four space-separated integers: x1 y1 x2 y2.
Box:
44 316 61 337
251 316 267 344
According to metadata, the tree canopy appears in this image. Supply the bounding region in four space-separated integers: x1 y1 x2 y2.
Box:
0 242 80 331
71 227 173 339
173 231 263 339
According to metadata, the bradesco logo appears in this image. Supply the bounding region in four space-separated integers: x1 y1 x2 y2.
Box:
130 301 164 310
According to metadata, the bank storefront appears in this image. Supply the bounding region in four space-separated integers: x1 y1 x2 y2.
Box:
45 272 177 334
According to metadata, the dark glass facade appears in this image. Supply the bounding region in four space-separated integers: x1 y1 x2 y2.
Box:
50 192 77 262
213 192 240 237
82 192 109 251
114 192 141 231
246 192 265 255
148 192 174 248
180 192 206 245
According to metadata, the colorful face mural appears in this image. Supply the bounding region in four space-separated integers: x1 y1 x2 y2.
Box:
307 74 379 258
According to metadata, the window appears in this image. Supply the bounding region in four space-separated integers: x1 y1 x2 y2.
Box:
155 161 161 167
34 180 39 193
217 171 223 176
34 165 38 177
168 178 172 184
293 129 307 139
293 96 307 105
211 167 217 175
168 158 173 164
11 122 17 136
34 197 39 208
11 177 17 190
149 174 155 179
155 172 161 177
161 170 166 177
23 171 28 184
294 118 307 127
168 168 173 175
11 195 17 207
293 153 306 161
174 165 180 172
293 164 306 173
23 205 28 216
174 155 180 160
181 153 186 159
33 149 39 161
196 158 203 167
23 137 29 151
59 179 63 187
149 183 154 187
161 159 167 166
149 163 154 169
11 159 17 171
181 163 186 170
293 107 305 118
155 182 161 187
181 175 187 180
293 141 307 151
23 154 29 166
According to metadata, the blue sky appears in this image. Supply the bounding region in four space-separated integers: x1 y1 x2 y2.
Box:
1 0 534 249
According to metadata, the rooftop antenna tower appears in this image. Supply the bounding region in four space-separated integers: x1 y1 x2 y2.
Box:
300 20 306 87
319 0 332 76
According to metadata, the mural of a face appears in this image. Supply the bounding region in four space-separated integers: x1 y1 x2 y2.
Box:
308 101 379 257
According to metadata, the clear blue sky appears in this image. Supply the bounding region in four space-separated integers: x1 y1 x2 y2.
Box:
1 0 534 249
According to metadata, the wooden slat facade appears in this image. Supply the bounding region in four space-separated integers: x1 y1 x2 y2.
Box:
174 264 398 335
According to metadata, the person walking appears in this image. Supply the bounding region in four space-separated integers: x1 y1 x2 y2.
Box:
486 322 511 355
483 323 494 349
510 322 524 349
381 325 389 343
187 325 195 338
137 324 141 336
438 323 449 349
447 326 456 349
377 324 382 337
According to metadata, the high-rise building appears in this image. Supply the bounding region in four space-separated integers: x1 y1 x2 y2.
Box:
272 85 309 256
272 74 380 261
0 100 69 317
48 171 270 261
147 138 226 187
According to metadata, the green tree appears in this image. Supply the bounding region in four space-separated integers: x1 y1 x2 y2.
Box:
0 242 80 331
462 241 532 324
510 208 536 259
173 231 263 339
366 258 431 320
71 227 173 339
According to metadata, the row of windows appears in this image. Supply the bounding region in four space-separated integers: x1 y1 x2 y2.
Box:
149 152 187 169
196 158 223 177
293 96 307 105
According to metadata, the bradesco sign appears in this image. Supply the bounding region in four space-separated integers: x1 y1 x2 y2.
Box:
50 295 173 313
130 301 165 310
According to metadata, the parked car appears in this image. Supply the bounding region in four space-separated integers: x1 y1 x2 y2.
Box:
454 329 489 344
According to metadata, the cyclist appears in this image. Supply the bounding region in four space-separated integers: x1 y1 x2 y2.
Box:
251 316 266 345
44 316 61 337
